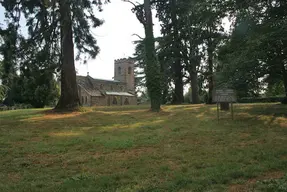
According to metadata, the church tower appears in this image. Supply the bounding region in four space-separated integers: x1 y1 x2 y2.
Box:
114 58 135 93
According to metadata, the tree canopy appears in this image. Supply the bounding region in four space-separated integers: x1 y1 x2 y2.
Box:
1 0 286 109
0 0 109 109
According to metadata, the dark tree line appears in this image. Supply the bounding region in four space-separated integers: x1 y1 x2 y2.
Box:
132 0 287 107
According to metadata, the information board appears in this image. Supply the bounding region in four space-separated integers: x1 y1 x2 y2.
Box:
212 89 236 103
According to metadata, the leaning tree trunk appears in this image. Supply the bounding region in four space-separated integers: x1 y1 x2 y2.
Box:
55 0 80 110
144 0 161 111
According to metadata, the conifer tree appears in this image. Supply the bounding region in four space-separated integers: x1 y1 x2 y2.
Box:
0 0 108 110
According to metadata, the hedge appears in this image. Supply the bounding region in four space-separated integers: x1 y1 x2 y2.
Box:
238 96 286 103
0 103 33 111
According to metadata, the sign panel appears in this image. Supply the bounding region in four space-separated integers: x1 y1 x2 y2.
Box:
212 89 236 103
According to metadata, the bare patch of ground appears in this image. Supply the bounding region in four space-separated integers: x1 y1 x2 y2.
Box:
7 172 22 182
93 147 157 161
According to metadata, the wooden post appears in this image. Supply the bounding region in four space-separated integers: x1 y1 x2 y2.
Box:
217 102 219 122
231 102 234 120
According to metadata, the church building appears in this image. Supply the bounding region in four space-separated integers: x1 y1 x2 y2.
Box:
76 58 137 106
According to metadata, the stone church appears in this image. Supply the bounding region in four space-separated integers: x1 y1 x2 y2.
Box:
76 58 137 106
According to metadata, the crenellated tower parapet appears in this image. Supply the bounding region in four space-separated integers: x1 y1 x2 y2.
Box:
114 58 135 93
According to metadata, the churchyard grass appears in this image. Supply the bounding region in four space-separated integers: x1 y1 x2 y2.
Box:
0 103 286 191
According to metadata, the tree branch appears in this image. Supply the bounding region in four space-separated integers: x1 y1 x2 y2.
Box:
122 0 137 7
132 33 144 40
122 0 145 26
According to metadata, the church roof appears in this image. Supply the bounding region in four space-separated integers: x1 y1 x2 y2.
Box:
88 77 125 84
77 76 102 96
105 91 134 97
76 75 134 97
93 78 120 83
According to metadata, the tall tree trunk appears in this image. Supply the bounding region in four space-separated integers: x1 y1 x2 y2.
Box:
172 65 184 104
160 59 169 104
144 0 161 111
161 86 169 104
189 44 200 104
282 63 287 97
190 68 200 104
55 0 80 110
171 0 184 104
1 27 17 106
207 39 214 104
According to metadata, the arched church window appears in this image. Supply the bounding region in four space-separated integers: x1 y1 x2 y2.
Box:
128 67 132 74
124 97 129 105
112 96 117 105
118 67 121 75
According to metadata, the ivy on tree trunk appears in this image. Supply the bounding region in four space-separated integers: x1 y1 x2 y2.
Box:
126 0 162 111
143 0 161 111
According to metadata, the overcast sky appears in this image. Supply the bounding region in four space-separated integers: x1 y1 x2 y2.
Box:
77 1 161 80
0 1 161 80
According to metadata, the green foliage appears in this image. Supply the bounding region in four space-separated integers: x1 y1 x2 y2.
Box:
281 97 287 105
0 84 9 101
218 0 287 99
8 74 60 108
266 81 285 97
132 37 173 104
156 0 185 104
129 0 162 111
0 0 109 110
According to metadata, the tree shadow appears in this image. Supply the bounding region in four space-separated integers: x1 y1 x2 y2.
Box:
0 105 170 137
1 104 287 192
229 104 287 128
241 104 287 118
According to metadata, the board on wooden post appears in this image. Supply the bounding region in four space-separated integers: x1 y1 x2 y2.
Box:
212 89 237 121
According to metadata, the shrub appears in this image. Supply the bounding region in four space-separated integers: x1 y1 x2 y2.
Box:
238 96 285 103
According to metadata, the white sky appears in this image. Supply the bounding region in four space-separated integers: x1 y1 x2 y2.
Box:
77 1 161 80
0 1 161 80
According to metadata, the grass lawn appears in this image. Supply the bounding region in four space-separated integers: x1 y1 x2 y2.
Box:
0 103 287 192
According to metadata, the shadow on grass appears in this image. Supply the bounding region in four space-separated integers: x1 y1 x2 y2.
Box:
234 103 286 117
1 104 287 192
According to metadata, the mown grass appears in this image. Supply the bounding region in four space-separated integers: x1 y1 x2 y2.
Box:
0 103 286 192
